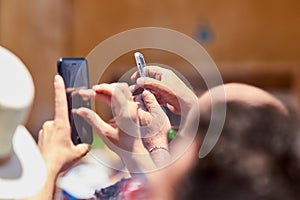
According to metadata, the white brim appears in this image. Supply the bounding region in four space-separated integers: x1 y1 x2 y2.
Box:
0 125 47 199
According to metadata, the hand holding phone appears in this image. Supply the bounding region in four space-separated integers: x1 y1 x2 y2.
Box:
133 52 177 125
57 58 93 145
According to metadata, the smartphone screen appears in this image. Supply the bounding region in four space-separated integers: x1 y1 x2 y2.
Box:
57 58 93 145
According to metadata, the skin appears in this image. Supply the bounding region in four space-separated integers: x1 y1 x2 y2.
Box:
78 83 171 170
30 67 288 199
28 75 91 200
131 65 197 116
28 65 196 199
78 83 155 174
28 75 171 200
138 90 171 167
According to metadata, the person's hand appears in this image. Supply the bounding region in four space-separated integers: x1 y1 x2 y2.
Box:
131 65 197 116
77 83 156 173
38 75 91 175
137 90 171 151
78 83 146 153
137 90 172 166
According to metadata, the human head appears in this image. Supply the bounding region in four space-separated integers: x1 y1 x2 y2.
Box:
178 83 299 199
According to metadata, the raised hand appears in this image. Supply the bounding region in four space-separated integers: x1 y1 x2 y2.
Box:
131 65 197 116
77 83 155 173
33 75 90 200
38 75 90 174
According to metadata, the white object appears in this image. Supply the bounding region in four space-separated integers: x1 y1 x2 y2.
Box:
0 46 47 199
57 163 110 199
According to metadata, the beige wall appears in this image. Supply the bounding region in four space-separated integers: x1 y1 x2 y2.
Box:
0 0 299 135
0 0 72 135
72 0 300 62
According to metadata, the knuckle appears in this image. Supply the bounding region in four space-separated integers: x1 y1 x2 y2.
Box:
42 120 53 130
54 120 70 130
116 82 129 89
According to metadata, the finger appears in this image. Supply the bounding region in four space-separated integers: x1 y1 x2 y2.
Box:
79 89 96 99
131 66 163 81
94 93 112 106
136 77 170 94
115 83 131 100
137 77 179 106
143 66 165 79
110 85 129 112
92 83 117 106
134 94 147 111
38 129 44 147
79 88 111 106
74 143 91 156
93 83 130 110
130 70 140 82
142 90 159 110
54 75 69 122
129 84 136 93
76 107 115 138
92 83 117 96
166 103 179 115
137 108 152 126
42 120 54 131
142 90 165 115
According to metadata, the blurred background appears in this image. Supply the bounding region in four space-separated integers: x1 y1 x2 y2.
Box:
0 0 299 138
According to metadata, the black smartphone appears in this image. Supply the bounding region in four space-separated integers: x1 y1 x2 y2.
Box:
57 58 93 145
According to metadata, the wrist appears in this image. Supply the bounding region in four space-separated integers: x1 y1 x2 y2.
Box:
122 152 156 173
147 145 171 167
131 139 149 154
143 137 168 152
41 155 62 176
45 162 61 177
181 91 198 116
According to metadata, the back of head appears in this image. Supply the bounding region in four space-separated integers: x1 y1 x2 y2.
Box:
178 83 299 200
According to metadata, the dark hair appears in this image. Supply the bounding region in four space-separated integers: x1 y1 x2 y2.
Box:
177 94 300 200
